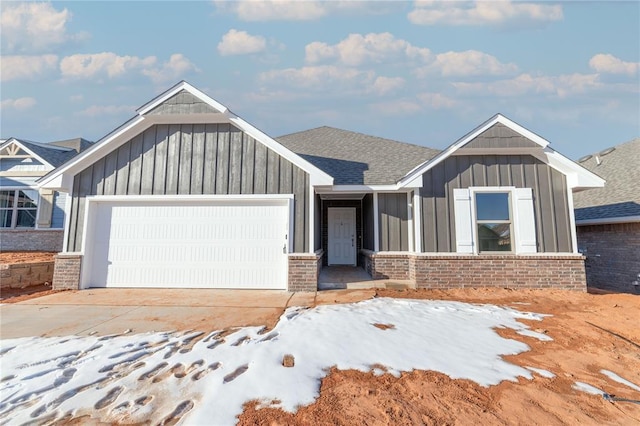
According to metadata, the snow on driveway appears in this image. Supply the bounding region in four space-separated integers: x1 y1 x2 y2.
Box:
0 298 549 425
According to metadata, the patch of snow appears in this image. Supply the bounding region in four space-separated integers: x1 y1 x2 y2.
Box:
573 381 605 395
601 369 640 392
0 298 548 425
525 366 555 378
516 329 553 341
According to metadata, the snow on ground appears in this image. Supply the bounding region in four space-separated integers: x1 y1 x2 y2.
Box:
1 298 550 425
525 366 555 378
573 382 605 396
601 370 640 392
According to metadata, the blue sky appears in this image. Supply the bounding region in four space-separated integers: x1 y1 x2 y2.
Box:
1 1 638 159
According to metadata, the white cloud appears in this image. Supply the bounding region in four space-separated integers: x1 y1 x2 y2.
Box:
59 52 197 82
217 29 267 56
259 65 374 90
306 32 431 66
589 54 639 75
417 50 518 77
417 92 457 109
141 54 199 83
0 55 58 82
0 97 37 111
370 99 422 116
0 2 87 53
60 52 156 79
370 76 405 95
78 104 136 117
215 0 327 21
453 73 601 98
408 0 563 26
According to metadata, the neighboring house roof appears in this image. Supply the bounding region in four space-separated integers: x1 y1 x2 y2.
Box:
1 137 93 169
277 126 440 185
573 138 640 224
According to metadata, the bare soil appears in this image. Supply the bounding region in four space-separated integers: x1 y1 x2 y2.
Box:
239 288 640 425
1 252 60 302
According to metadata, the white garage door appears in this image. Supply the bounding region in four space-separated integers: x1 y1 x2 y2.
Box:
83 197 290 289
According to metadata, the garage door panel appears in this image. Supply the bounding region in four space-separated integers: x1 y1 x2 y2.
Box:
86 199 289 289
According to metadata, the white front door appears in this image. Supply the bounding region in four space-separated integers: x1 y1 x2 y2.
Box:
328 207 356 265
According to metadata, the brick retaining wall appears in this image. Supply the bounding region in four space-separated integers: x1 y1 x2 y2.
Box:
361 250 586 291
288 252 322 292
0 230 64 252
1 261 55 289
577 222 640 293
52 254 83 290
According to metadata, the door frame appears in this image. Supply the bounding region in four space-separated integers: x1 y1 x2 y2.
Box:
327 207 357 266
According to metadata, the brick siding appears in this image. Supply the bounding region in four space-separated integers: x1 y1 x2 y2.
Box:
52 254 83 290
0 230 64 252
288 252 322 292
577 222 640 294
0 261 54 289
361 250 586 290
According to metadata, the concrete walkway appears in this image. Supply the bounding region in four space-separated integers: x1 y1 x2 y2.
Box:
318 266 415 290
1 288 377 339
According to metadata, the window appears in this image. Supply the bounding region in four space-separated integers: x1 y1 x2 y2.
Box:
475 192 512 252
453 187 537 254
0 189 38 228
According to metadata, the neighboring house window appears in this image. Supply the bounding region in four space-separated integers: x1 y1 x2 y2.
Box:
475 192 512 252
0 189 38 228
453 187 537 254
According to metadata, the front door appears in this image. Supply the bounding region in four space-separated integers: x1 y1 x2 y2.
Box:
328 207 356 265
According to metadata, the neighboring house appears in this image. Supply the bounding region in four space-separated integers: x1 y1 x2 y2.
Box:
573 138 640 294
0 137 92 251
40 81 604 292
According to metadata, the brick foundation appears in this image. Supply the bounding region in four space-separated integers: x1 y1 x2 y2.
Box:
577 222 640 294
0 230 64 252
0 261 55 289
288 252 322 292
361 250 587 291
52 254 83 290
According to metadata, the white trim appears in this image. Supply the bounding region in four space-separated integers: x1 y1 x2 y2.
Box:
62 181 73 252
308 185 315 253
576 215 640 225
373 192 380 252
0 187 40 229
407 192 414 252
397 114 604 191
566 180 579 253
413 191 422 253
83 194 294 203
315 184 419 193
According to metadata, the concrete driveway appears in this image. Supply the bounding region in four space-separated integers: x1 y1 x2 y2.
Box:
0 288 376 339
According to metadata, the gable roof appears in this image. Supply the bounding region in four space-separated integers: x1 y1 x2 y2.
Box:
0 137 91 169
277 126 440 185
39 81 333 190
397 114 605 190
573 138 640 223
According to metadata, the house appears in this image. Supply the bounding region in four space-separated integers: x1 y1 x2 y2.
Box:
40 81 604 292
573 138 640 294
0 137 92 252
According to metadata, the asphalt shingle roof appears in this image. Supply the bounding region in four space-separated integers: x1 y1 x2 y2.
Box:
573 138 640 221
14 138 93 168
277 126 440 185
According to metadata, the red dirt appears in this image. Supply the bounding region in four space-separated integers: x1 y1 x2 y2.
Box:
239 288 640 425
1 252 59 302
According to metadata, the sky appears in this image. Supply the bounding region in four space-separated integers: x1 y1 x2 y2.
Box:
1 1 638 160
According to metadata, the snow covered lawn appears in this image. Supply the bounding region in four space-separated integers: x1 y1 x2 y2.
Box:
1 298 551 425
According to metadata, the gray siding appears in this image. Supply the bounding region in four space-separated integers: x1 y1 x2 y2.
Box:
51 191 66 228
378 193 409 251
68 123 309 253
147 90 219 115
466 123 541 149
362 194 374 250
420 155 572 253
314 194 322 251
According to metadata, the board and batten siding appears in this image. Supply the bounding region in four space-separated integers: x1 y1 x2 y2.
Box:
378 193 409 251
419 155 572 253
67 123 309 253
